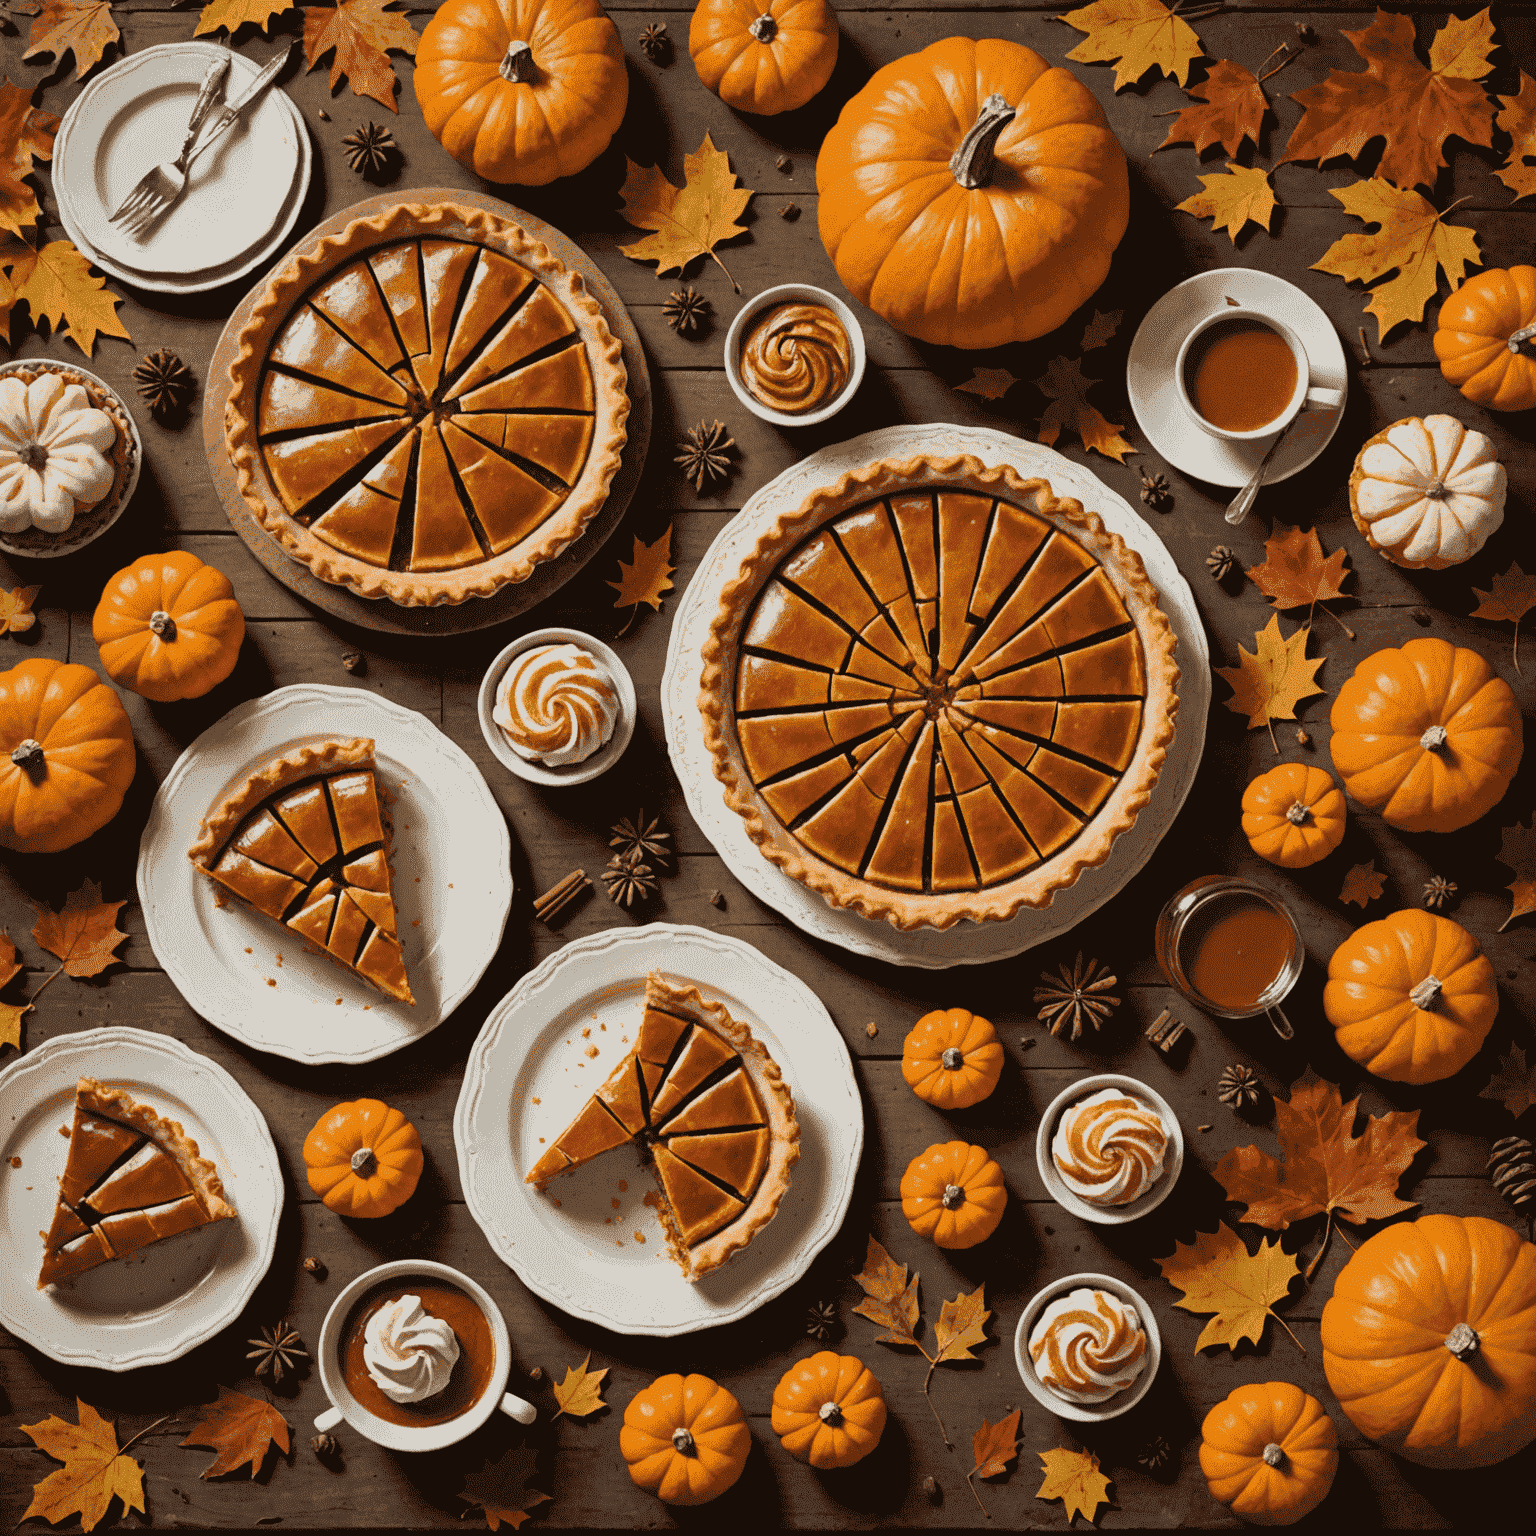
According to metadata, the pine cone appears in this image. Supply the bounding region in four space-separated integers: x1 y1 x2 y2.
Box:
1206 545 1236 580
1490 1137 1536 1234
1139 471 1173 512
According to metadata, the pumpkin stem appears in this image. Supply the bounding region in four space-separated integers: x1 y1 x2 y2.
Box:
350 1146 378 1177
949 93 1018 190
9 738 44 777
941 1182 965 1210
499 40 536 83
1507 322 1536 353
818 1400 844 1425
1444 1322 1479 1359
749 13 778 42
671 1426 696 1455
1261 1443 1287 1469
149 610 177 641
941 1046 964 1070
20 443 48 472
1410 974 1444 1010
1285 801 1312 826
1420 724 1450 752
1424 479 1447 500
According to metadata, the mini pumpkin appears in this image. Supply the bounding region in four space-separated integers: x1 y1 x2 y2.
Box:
620 1373 750 1505
1348 415 1505 569
1433 265 1536 412
1200 1382 1338 1526
900 1140 1006 1248
1322 1214 1536 1469
1322 908 1496 1085
303 1099 423 1218
689 0 839 116
1329 638 1521 833
0 658 134 853
92 551 245 702
1241 764 1346 869
771 1352 885 1468
901 1008 1003 1109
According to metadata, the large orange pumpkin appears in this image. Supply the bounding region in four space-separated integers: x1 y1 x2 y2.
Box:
620 1373 750 1505
1433 266 1536 411
900 1141 1006 1248
414 0 628 186
1200 1382 1338 1526
816 37 1128 349
303 1099 423 1218
0 659 134 853
689 0 838 116
771 1352 885 1468
1241 763 1346 868
1322 1215 1536 1469
1328 638 1521 833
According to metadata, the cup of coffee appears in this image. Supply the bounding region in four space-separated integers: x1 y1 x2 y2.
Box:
1175 309 1343 442
313 1259 536 1452
1154 876 1304 1040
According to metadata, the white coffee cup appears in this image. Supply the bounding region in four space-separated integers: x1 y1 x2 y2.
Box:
1175 307 1343 442
313 1259 536 1452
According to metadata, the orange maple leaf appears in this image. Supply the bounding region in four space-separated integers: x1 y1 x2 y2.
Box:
180 1386 290 1479
954 367 1018 401
1471 561 1536 675
1480 1042 1536 1118
0 79 56 240
303 0 418 114
1079 308 1122 351
195 0 296 35
0 929 21 992
1157 1224 1304 1353
1245 525 1355 637
21 1400 154 1532
0 997 30 1050
1034 355 1134 462
606 526 674 626
851 1233 921 1346
32 879 129 983
1036 1446 1113 1524
1214 614 1326 752
965 1407 1021 1516
551 1353 608 1419
459 1444 551 1532
1495 72 1536 201
1157 59 1268 156
1339 858 1386 908
22 0 118 82
0 582 39 634
1 236 129 356
1496 820 1536 932
1058 0 1205 90
618 134 753 292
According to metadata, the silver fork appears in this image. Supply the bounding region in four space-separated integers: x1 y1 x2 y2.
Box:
109 54 231 232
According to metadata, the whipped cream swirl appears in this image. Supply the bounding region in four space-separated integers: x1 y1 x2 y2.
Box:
1052 1087 1168 1206
1029 1287 1148 1405
494 643 620 768
363 1294 460 1405
739 302 853 414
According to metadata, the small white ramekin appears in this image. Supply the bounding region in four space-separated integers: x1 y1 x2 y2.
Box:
1035 1073 1184 1225
723 282 866 427
477 626 635 787
1014 1272 1162 1423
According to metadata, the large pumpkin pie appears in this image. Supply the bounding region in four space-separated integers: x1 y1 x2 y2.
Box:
226 202 628 606
526 974 798 1281
39 1078 235 1287
187 737 413 1004
700 455 1179 929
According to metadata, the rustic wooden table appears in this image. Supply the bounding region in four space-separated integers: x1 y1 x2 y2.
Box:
3 3 1534 1529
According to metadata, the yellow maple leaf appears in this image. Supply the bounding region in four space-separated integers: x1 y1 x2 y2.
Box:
195 0 297 35
551 1352 608 1419
303 0 418 115
1034 355 1134 462
0 79 58 240
21 1400 147 1532
607 526 674 618
1 237 128 355
1036 1446 1113 1523
1312 179 1481 343
22 0 118 82
1213 614 1326 751
619 134 753 293
0 582 39 634
1339 858 1387 908
1058 0 1204 90
1176 163 1277 244
0 998 29 1050
1496 73 1536 201
1157 1223 1304 1353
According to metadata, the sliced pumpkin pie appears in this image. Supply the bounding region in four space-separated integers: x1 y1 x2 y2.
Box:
526 974 798 1281
39 1078 235 1288
187 737 413 1005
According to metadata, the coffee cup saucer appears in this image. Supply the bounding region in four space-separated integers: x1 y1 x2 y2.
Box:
1127 269 1348 490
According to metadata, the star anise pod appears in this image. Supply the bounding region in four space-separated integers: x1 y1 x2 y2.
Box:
602 850 657 908
1206 545 1237 580
342 121 396 177
311 1432 340 1458
1033 953 1120 1040
1136 1434 1173 1472
610 810 670 866
247 1320 307 1383
639 21 671 63
663 286 709 335
805 1300 838 1341
675 420 735 492
131 348 196 420
1422 875 1457 910
1139 470 1173 512
1217 1063 1263 1111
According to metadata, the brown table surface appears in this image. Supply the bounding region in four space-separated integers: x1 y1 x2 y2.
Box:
3 3 1535 1529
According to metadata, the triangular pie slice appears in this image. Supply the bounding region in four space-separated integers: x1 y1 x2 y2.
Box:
39 1079 236 1288
524 974 799 1281
187 737 414 1005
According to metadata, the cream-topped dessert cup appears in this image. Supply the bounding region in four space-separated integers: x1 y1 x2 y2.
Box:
724 283 866 428
314 1259 535 1452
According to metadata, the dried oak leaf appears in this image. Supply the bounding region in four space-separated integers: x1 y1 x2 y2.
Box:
181 1386 290 1478
954 367 1018 401
851 1233 920 1346
1495 71 1536 201
0 79 57 239
1481 1043 1536 1119
1080 308 1122 351
1496 820 1536 932
607 525 674 613
21 1400 146 1532
1036 1446 1112 1524
1339 858 1387 908
551 1352 608 1419
1158 59 1268 156
1176 162 1276 243
1214 614 1326 751
302 0 418 115
0 582 40 634
1157 1223 1303 1353
1471 562 1536 675
459 1443 551 1532
1058 0 1204 90
33 880 128 978
22 0 117 82
0 236 129 356
1279 7 1497 192
1245 524 1354 636
969 1408 1021 1480
618 133 752 292
195 0 295 34
1034 355 1133 462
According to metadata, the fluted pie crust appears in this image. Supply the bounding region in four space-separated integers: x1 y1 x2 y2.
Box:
225 202 629 607
699 456 1180 930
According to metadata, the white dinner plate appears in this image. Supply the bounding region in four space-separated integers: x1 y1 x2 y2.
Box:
455 924 862 1336
661 424 1209 969
1127 269 1349 489
0 1028 282 1371
137 684 513 1064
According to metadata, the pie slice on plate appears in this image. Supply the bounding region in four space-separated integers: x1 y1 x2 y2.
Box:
526 974 799 1281
187 737 414 1005
38 1078 236 1288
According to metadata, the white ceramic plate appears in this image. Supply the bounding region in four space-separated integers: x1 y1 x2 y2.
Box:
455 924 862 1336
0 1028 282 1371
137 684 512 1064
1127 269 1349 490
53 43 310 294
661 424 1209 969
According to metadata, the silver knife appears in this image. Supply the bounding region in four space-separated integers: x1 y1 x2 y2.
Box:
186 42 295 171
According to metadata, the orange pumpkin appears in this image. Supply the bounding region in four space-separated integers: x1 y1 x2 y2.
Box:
414 0 628 186
620 1373 750 1505
901 1008 1003 1109
1322 1214 1536 1468
1200 1382 1338 1526
771 1352 885 1468
1322 909 1496 1085
1241 764 1346 868
0 659 134 854
900 1140 1006 1248
816 37 1128 349
1433 265 1536 411
689 0 838 116
1329 639 1521 833
92 551 245 703
303 1099 423 1218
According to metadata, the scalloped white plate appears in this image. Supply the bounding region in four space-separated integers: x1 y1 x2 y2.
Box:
0 1028 281 1370
661 424 1209 968
455 924 861 1336
137 685 512 1064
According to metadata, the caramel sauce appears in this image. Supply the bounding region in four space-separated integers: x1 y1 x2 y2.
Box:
1186 320 1297 432
740 302 852 413
1180 893 1294 1011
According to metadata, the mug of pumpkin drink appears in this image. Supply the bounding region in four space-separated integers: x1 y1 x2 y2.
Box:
1155 877 1304 1040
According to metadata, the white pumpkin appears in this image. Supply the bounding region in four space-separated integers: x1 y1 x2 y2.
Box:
0 373 118 535
1348 414 1505 570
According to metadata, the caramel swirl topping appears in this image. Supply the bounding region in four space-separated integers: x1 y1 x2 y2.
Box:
739 302 852 415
